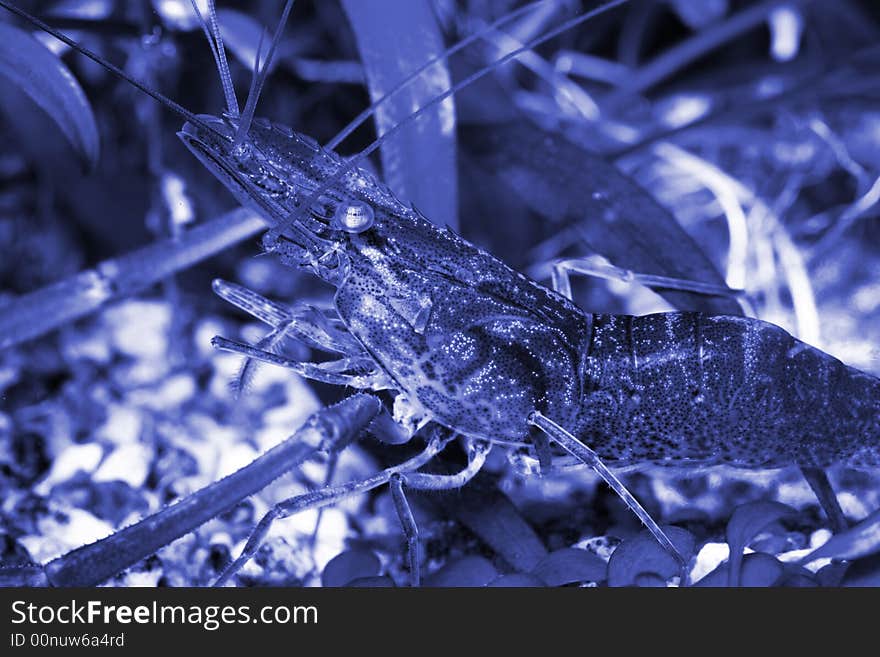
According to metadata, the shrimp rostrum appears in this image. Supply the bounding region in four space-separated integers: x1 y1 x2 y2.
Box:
0 0 878 587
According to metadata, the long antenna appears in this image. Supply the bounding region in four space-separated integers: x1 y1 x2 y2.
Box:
325 0 552 151
267 0 629 244
234 0 296 146
0 0 231 142
189 0 239 117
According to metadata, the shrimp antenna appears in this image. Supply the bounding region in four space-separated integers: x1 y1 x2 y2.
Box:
0 0 231 142
269 0 629 242
189 0 239 117
325 0 552 151
234 0 296 147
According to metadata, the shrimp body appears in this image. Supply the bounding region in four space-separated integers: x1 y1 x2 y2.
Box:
179 113 880 470
1 0 878 588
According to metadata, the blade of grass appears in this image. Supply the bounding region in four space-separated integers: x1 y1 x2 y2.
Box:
462 118 742 315
0 20 98 168
340 0 458 230
0 209 266 350
43 394 380 587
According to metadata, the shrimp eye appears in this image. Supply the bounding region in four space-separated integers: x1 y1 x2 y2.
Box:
333 200 375 233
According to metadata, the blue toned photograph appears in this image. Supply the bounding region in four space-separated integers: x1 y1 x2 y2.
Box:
0 0 878 589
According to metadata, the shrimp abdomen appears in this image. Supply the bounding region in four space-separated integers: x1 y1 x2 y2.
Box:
577 312 880 469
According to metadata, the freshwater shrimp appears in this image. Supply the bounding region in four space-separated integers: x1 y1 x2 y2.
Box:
184 69 880 579
0 0 877 587
135 0 880 577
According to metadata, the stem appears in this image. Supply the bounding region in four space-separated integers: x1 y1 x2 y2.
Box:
43 394 380 587
0 209 266 351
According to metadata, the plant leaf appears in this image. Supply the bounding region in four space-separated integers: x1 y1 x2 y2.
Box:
633 572 669 587
461 119 742 315
425 556 498 587
815 562 849 587
151 0 202 31
433 473 548 573
321 548 381 587
779 568 818 588
800 507 880 566
669 0 728 30
607 526 696 587
341 0 458 230
531 548 607 586
841 553 880 587
694 553 785 587
49 0 114 21
0 208 265 350
487 573 545 587
734 553 785 587
0 21 98 168
725 501 796 587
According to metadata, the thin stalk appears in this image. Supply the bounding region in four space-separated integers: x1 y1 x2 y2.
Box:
42 394 380 587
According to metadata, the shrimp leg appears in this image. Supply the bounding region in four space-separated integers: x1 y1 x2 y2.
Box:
214 279 372 394
215 433 490 586
213 279 363 356
801 467 849 533
390 439 491 587
528 411 687 568
212 336 393 390
390 474 420 587
550 255 744 301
